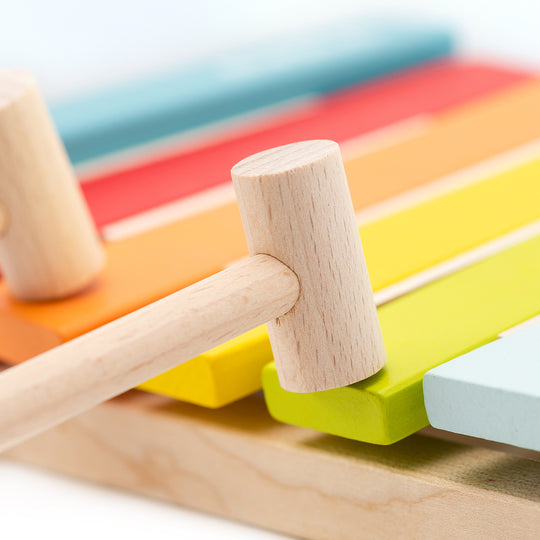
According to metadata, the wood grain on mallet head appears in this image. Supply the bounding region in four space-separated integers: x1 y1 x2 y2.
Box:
0 201 8 238
232 140 386 392
0 69 104 301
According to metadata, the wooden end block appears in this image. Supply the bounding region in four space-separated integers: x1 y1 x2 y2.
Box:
424 321 540 451
262 234 540 444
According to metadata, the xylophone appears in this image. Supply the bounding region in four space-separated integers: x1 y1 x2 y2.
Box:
0 18 539 539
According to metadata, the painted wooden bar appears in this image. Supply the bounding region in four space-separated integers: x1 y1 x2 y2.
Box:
4 79 540 407
3 149 540 411
6 79 540 368
262 233 540 445
344 80 540 209
52 19 452 163
4 390 540 540
80 61 531 228
94 77 540 240
424 321 540 452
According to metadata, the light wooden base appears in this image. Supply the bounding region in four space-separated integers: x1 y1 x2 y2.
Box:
4 390 539 539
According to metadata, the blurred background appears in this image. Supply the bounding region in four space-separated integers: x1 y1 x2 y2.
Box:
0 1 538 538
1 0 539 101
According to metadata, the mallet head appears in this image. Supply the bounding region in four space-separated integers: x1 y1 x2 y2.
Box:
0 69 104 301
232 140 387 392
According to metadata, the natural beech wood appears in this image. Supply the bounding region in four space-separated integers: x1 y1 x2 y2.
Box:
0 201 7 237
233 140 386 392
0 255 299 452
5 390 539 540
0 69 104 301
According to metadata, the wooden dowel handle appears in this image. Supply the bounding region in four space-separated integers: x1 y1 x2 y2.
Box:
0 254 299 453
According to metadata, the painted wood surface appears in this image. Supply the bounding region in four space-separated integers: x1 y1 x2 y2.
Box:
4 390 540 540
4 74 540 411
2 145 540 413
424 320 540 452
79 61 531 228
50 19 452 163
262 232 540 444
96 78 540 240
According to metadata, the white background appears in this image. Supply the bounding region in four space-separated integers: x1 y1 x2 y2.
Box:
2 0 540 101
1 1 539 538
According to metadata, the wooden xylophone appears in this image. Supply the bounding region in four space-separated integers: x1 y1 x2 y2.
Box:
0 18 539 539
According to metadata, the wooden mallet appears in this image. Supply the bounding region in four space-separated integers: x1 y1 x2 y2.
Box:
0 71 386 453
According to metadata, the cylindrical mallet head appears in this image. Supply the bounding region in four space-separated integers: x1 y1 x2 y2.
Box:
0 70 104 301
232 140 386 392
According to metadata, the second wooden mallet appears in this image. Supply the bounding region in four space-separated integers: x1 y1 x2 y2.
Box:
0 77 386 452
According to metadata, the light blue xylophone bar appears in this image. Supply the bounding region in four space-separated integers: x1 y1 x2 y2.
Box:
424 320 540 452
50 19 452 164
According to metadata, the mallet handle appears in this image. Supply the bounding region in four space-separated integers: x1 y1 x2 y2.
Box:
0 255 299 453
